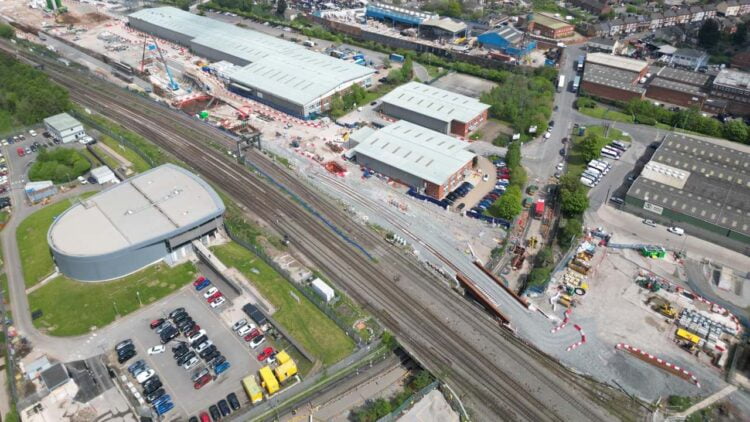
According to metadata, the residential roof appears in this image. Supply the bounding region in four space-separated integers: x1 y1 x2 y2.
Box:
655 67 711 87
649 77 707 97
43 113 81 131
422 17 467 34
351 121 475 185
658 45 677 55
48 164 225 257
627 133 750 237
583 63 645 94
41 363 70 391
532 13 573 30
674 48 707 59
129 8 374 107
713 68 750 91
380 81 490 124
586 52 649 73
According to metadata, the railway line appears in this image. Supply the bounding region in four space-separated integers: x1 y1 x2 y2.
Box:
1 44 637 421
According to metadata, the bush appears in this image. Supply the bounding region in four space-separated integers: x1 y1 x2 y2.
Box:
28 148 91 183
558 217 583 248
0 23 14 39
488 185 522 220
0 55 70 128
575 97 596 109
527 267 551 287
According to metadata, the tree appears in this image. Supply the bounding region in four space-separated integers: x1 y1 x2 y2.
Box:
276 0 287 16
698 19 721 49
527 267 551 287
381 57 391 69
0 23 14 39
489 185 522 220
505 141 522 169
723 119 749 143
558 217 583 248
733 23 747 45
561 185 589 216
578 133 603 162
534 247 554 268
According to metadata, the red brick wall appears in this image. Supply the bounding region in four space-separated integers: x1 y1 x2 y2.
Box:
425 159 475 199
581 81 644 102
645 86 705 109
450 110 489 136
530 22 575 39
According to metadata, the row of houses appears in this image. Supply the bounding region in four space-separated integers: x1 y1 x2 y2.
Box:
595 1 750 37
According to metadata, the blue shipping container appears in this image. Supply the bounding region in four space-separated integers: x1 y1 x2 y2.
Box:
389 53 405 63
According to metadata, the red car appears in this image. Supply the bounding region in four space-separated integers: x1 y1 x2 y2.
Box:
150 318 165 329
194 373 213 389
199 412 211 422
192 276 206 287
257 347 274 361
244 328 261 342
206 291 223 302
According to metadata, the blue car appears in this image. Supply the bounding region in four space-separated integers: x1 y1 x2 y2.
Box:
195 279 211 291
214 361 231 376
152 394 172 408
154 401 174 415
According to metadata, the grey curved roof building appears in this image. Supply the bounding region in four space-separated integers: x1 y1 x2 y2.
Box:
48 164 225 281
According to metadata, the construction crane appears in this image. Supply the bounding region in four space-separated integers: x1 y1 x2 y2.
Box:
140 36 179 91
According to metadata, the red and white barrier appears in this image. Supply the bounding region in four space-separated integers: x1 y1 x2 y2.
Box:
551 309 572 333
566 324 586 352
615 343 701 387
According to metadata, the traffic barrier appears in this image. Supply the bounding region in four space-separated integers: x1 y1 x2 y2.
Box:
615 343 700 387
551 309 572 333
566 324 586 351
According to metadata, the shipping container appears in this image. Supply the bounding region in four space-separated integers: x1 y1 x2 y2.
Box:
259 366 279 394
242 376 264 404
274 360 298 383
275 350 291 365
676 328 701 344
389 53 405 63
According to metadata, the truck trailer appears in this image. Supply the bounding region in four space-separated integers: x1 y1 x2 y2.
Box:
242 376 264 404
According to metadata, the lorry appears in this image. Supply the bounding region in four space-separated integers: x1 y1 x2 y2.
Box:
534 199 545 218
557 75 565 92
242 376 264 404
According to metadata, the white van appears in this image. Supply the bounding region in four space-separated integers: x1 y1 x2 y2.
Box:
601 149 620 160
583 170 601 181
579 177 595 187
581 173 599 186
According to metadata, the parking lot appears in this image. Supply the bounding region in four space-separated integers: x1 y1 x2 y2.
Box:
113 286 262 419
429 72 498 99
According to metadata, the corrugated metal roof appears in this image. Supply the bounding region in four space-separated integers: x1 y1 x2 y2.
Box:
380 81 490 124
351 121 475 185
586 52 649 73
129 7 374 107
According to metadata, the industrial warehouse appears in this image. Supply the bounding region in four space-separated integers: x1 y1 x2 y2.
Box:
47 164 225 281
128 7 374 118
378 82 490 136
624 134 750 252
348 121 477 199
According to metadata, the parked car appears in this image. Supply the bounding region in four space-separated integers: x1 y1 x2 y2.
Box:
243 328 261 342
194 373 213 389
148 345 166 355
203 287 219 299
218 399 231 417
177 351 197 367
115 339 133 352
183 356 200 370
232 319 248 331
214 361 231 375
188 330 207 343
168 308 185 318
257 347 274 361
199 345 217 360
209 405 221 421
249 335 266 349
199 412 211 422
642 219 656 227
142 377 162 395
227 393 241 411
210 297 226 308
150 319 165 329
237 325 255 336
145 388 166 403
136 369 156 384
128 360 147 375
118 349 136 364
195 340 214 354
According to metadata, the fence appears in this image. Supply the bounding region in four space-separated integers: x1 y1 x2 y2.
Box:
375 380 440 422
225 227 365 347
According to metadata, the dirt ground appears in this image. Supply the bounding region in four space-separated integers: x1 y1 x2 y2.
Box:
430 72 497 99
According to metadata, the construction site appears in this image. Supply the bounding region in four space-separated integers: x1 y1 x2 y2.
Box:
534 227 745 384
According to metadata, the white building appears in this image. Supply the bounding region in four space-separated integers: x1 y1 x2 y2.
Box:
90 166 118 184
43 113 85 144
311 278 335 303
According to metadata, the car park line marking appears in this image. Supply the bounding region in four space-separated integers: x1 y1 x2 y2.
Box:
130 335 192 418
193 289 250 351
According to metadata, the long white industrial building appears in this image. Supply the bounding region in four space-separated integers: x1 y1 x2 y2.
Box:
128 7 375 119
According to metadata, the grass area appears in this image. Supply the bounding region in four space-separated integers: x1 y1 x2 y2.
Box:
422 64 447 79
16 192 97 288
0 210 9 226
91 145 121 170
568 125 631 179
28 262 197 336
578 105 635 123
0 273 7 304
667 395 698 412
211 242 354 366
79 147 102 168
99 135 152 173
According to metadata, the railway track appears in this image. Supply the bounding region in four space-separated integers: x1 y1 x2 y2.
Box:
1 45 637 421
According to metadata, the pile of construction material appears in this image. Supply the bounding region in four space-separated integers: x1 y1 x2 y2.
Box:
678 308 739 339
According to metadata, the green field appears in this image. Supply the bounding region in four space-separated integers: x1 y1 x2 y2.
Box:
211 242 354 365
28 262 197 336
99 135 152 173
16 192 97 288
91 145 121 170
578 105 634 123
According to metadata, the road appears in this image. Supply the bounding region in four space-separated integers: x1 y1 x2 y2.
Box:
0 42 636 421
